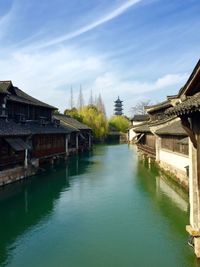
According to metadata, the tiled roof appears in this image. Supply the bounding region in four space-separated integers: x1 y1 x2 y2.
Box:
133 123 151 133
166 92 200 116
0 120 30 136
145 100 172 113
0 81 12 94
54 114 91 130
155 120 187 136
177 59 200 97
8 87 56 109
23 121 72 135
0 119 72 136
131 114 149 122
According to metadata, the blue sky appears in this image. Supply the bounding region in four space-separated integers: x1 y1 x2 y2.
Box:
0 0 200 116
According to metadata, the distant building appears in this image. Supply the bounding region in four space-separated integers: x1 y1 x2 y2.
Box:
128 114 149 143
114 97 123 115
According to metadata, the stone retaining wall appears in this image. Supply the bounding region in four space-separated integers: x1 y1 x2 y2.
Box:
0 166 36 186
159 160 189 190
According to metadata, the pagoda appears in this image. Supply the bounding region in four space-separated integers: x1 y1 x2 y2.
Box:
114 96 123 115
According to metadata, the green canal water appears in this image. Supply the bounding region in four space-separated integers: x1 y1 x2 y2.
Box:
0 144 200 267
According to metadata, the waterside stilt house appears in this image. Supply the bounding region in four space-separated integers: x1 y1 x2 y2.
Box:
131 59 200 258
0 81 92 186
53 114 92 153
166 59 200 257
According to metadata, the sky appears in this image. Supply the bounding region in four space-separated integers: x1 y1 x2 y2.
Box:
0 0 200 117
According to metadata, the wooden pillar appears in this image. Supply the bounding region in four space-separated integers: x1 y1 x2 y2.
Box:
188 139 198 228
65 135 69 156
76 133 79 152
88 133 91 150
24 149 28 168
185 115 200 257
193 134 200 257
155 135 161 162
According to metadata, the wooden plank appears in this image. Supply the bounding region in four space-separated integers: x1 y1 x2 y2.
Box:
197 134 200 194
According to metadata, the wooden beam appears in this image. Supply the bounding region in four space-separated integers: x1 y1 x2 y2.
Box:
197 134 200 196
181 116 197 149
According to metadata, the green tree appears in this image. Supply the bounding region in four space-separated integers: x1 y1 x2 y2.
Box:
53 109 61 115
108 115 130 133
64 107 83 122
79 105 108 140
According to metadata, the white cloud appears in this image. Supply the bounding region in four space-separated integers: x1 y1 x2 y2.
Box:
0 46 104 109
93 72 188 95
0 3 16 40
0 44 188 116
92 71 189 115
155 73 188 89
31 0 142 49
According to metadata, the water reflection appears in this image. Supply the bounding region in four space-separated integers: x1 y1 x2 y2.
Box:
0 145 199 267
156 175 188 212
135 158 200 267
0 153 93 267
136 158 189 234
138 158 188 208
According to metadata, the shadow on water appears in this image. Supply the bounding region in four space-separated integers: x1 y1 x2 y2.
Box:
136 159 188 232
1 145 200 267
136 158 200 267
0 152 93 267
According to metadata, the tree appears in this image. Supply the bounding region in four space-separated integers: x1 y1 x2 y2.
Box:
77 85 84 110
70 86 74 109
53 109 61 115
79 105 108 140
96 93 106 117
65 91 108 140
88 89 94 106
64 107 83 122
131 100 151 116
108 115 130 133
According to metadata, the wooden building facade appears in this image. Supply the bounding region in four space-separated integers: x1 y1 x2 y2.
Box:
54 114 92 153
166 59 200 257
133 123 156 158
0 81 92 186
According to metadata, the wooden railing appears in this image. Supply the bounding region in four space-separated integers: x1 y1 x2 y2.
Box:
137 144 156 158
0 154 24 170
33 147 65 158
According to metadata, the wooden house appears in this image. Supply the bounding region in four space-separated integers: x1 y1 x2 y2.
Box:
166 59 200 257
154 119 189 188
0 81 74 185
146 100 189 187
133 102 174 159
131 95 190 188
133 122 156 158
128 114 149 143
53 114 92 153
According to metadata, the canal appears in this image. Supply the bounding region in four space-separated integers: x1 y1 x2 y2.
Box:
0 144 200 267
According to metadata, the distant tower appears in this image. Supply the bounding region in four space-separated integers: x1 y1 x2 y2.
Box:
114 96 123 115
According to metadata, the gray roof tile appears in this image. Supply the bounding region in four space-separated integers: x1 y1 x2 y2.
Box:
155 120 187 136
133 123 150 133
166 92 200 116
54 114 91 130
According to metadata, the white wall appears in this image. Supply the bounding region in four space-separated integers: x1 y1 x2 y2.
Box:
128 121 144 142
128 128 137 142
160 149 189 172
132 121 143 126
